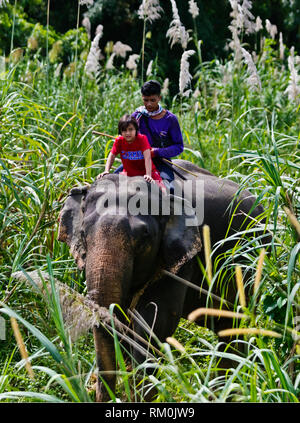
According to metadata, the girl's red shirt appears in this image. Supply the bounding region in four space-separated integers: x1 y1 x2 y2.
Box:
111 134 162 182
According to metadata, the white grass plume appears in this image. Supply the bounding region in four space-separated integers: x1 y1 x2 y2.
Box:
113 41 132 58
229 0 255 38
279 32 285 60
241 0 255 34
161 78 169 96
106 52 116 70
138 0 162 23
95 24 103 37
82 17 91 39
146 59 153 76
265 19 278 39
242 47 261 91
85 32 102 78
79 0 94 6
285 47 300 103
188 0 199 19
166 0 189 50
126 54 140 70
0 0 9 7
179 49 195 95
255 16 263 32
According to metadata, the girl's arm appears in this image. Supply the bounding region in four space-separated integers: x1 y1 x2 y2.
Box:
97 152 116 179
143 149 154 183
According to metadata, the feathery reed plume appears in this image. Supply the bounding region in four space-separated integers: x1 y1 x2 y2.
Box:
188 308 248 321
79 0 94 6
113 41 132 58
82 16 91 39
255 16 263 32
161 78 169 96
146 59 153 76
218 328 281 338
241 47 262 91
179 49 195 95
126 54 140 70
193 87 200 98
265 19 278 39
235 265 246 308
95 24 103 37
166 0 189 50
254 248 265 294
10 317 34 379
166 336 185 353
85 32 103 78
27 36 38 51
228 1 242 61
188 0 199 19
229 0 255 60
283 206 300 236
54 62 63 78
229 0 255 34
106 52 116 70
240 0 255 34
284 47 300 103
202 225 212 284
279 32 285 60
138 0 162 23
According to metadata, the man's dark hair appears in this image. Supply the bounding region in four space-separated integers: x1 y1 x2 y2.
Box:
141 80 161 96
118 114 139 135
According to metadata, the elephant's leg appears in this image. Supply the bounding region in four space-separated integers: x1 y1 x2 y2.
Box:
132 267 192 366
135 275 190 348
131 275 187 401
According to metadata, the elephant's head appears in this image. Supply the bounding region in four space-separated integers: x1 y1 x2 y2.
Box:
58 175 201 308
58 174 202 400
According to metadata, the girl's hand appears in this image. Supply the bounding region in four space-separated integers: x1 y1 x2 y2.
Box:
144 174 154 183
97 171 109 180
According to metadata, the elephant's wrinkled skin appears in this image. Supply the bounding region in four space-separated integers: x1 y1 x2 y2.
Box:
58 160 269 401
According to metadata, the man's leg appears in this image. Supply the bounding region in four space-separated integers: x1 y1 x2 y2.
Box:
113 164 124 174
153 159 174 194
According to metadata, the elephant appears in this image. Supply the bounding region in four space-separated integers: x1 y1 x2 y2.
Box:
58 159 270 401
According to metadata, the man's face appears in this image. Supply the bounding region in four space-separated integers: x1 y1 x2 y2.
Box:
142 94 161 113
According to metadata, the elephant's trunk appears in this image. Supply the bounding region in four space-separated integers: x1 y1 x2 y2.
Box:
85 225 133 401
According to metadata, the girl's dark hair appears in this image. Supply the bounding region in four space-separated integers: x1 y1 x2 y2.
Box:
118 114 139 135
141 80 161 96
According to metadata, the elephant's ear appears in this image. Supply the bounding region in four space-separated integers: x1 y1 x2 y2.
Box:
58 186 89 271
161 195 202 274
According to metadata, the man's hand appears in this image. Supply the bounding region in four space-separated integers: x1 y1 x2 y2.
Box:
97 171 109 180
150 148 157 158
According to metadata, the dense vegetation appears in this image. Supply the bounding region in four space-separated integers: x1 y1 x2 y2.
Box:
0 0 299 403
